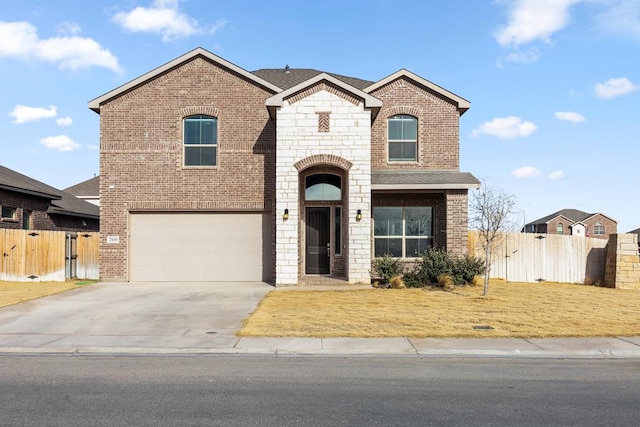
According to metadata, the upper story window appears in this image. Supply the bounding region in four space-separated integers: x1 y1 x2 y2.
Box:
388 115 417 162
184 115 217 167
305 174 341 201
557 223 564 235
593 222 605 235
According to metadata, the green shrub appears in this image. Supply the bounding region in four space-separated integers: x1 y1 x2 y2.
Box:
415 248 455 285
371 254 405 283
402 270 425 288
413 248 486 287
451 255 486 286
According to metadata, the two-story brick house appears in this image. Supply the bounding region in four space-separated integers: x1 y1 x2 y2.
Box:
522 209 617 240
89 47 478 285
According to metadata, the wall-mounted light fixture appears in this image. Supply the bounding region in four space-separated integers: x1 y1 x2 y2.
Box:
356 209 362 222
283 208 289 221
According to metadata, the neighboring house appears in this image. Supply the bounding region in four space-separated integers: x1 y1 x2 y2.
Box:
89 47 478 285
0 165 99 232
64 176 100 206
522 209 617 240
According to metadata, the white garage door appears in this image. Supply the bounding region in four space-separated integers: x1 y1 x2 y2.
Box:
129 212 271 282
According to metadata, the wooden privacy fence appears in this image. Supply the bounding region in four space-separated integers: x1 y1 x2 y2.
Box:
0 229 99 282
468 231 608 284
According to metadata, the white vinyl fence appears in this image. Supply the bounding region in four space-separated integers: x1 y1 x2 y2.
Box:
469 232 608 284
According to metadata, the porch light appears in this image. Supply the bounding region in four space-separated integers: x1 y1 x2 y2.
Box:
283 209 289 221
356 209 362 222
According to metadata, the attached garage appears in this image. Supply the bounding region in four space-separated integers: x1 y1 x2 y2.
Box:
129 212 272 282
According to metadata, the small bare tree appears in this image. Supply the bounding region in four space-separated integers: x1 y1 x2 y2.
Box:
469 181 517 296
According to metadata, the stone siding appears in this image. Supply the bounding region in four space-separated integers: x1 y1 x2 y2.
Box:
604 233 640 289
275 87 371 285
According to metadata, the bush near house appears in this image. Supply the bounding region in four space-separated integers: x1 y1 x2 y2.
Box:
373 248 485 288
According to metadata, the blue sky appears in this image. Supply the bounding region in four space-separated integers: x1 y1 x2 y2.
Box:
1 0 638 232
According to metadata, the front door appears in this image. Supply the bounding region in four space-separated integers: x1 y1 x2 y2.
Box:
305 207 330 274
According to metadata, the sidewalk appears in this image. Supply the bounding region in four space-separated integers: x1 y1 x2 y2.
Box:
1 334 640 358
1 281 639 358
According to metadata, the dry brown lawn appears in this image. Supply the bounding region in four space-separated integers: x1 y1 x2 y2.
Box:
0 280 97 308
239 280 640 338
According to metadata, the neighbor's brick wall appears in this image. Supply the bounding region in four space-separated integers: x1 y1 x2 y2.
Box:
0 189 98 232
99 56 276 281
546 214 617 240
369 76 460 170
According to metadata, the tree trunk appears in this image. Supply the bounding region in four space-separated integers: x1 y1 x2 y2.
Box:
483 243 491 296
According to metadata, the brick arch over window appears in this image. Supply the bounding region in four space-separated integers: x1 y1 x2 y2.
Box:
383 106 421 119
294 154 353 172
179 106 221 119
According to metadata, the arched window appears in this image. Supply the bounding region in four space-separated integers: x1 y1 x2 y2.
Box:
305 174 341 201
557 222 564 235
183 115 217 166
388 115 417 161
594 222 605 235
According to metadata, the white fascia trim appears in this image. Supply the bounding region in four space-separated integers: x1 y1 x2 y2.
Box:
372 183 480 191
364 69 470 114
88 47 282 113
266 72 382 109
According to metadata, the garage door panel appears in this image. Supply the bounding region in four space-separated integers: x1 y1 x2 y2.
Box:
130 213 270 282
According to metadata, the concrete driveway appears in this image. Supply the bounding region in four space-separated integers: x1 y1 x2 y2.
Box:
0 281 273 353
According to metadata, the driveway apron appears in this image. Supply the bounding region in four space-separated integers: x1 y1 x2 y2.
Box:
0 282 273 352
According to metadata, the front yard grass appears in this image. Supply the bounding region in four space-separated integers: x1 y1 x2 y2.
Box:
238 280 640 338
0 280 97 308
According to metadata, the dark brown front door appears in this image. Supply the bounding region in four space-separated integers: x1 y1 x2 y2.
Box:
306 207 330 274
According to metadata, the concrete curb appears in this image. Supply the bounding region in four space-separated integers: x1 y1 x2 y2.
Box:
1 336 640 358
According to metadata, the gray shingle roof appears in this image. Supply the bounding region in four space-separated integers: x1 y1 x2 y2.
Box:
371 170 480 189
64 176 99 197
252 68 374 91
525 209 614 226
0 165 99 219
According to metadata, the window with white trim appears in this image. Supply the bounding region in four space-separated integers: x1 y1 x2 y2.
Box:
594 222 605 235
557 222 564 235
184 115 217 166
388 115 417 161
374 207 433 257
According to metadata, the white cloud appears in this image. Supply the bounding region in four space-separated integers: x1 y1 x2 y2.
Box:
554 111 586 123
595 0 640 39
594 77 639 98
511 166 542 178
56 116 73 126
470 116 537 139
0 21 120 72
549 170 565 180
40 135 80 152
112 0 218 42
9 104 57 124
87 144 99 151
505 49 540 64
494 0 583 47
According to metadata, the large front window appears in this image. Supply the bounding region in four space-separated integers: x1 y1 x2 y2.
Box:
374 207 433 257
184 115 217 166
388 115 417 161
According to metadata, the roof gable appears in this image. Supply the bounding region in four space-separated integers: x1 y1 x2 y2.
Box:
365 69 470 115
252 68 374 91
526 208 617 226
88 47 282 113
265 73 382 119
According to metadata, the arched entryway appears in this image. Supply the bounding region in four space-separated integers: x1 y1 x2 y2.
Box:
299 166 347 278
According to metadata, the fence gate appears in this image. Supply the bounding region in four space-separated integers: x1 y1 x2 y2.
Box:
65 233 78 280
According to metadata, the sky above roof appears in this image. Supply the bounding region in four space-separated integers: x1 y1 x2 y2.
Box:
1 0 638 232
